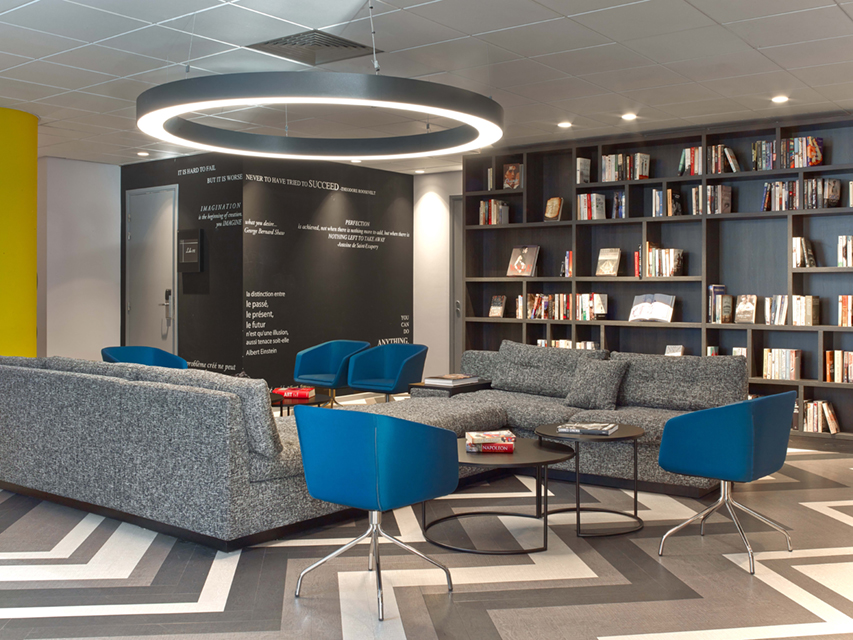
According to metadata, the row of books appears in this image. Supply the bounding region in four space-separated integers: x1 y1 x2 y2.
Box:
763 348 802 380
524 293 571 320
839 236 853 267
839 295 853 327
560 250 573 277
678 146 703 176
272 386 315 398
577 193 606 220
576 293 608 321
803 399 840 433
791 295 821 326
707 144 740 174
644 244 684 278
651 188 682 217
704 185 733 214
825 350 853 384
804 178 841 209
536 340 599 349
781 136 824 168
793 237 817 268
752 140 775 171
602 153 649 182
761 181 799 211
766 295 790 325
478 199 509 225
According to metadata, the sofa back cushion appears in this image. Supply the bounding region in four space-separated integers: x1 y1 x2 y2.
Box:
0 355 45 369
565 359 628 410
491 340 609 398
460 350 502 380
611 352 747 411
46 356 142 379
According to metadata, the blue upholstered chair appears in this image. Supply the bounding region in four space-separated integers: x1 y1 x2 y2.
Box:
101 346 187 369
293 405 458 620
347 343 428 402
293 340 370 406
658 390 797 574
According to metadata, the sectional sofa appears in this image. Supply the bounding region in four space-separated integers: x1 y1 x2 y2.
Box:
0 342 747 549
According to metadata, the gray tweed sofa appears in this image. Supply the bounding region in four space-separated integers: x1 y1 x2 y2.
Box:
0 355 503 549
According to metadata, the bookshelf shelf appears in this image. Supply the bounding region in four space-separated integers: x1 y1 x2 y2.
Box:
463 113 853 438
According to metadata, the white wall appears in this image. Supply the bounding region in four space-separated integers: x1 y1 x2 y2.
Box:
413 171 461 377
37 157 121 360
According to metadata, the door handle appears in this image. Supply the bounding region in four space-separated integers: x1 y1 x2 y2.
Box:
455 300 462 315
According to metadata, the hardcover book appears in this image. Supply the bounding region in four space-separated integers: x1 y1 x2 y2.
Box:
488 295 507 317
506 245 539 277
665 345 685 356
734 294 757 323
556 422 618 435
424 374 485 387
503 163 523 189
272 386 316 398
544 197 564 221
576 158 591 184
628 293 675 322
596 248 621 276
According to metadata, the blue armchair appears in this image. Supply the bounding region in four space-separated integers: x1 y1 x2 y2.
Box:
101 346 187 369
293 340 370 406
293 405 458 621
657 390 797 574
347 343 428 402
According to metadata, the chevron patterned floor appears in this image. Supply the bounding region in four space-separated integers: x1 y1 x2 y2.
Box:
1 445 852 639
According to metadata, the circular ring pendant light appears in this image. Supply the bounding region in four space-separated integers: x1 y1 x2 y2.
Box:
136 71 504 161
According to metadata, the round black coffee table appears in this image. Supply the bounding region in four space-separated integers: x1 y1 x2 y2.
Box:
422 438 574 554
269 392 331 416
534 423 644 537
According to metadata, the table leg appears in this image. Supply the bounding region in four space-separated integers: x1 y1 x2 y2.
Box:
535 465 542 518
543 465 549 550
633 439 639 517
575 442 581 536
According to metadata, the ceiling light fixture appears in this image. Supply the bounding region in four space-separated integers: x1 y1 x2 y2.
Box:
621 113 637 121
772 95 789 104
351 159 361 163
415 169 425 174
137 151 150 156
136 72 504 162
557 121 572 128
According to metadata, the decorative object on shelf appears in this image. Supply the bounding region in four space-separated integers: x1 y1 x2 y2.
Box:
628 293 675 322
734 295 757 324
678 146 703 175
576 158 590 184
596 248 621 276
136 72 503 161
791 295 820 326
544 197 564 221
804 178 840 209
506 245 539 277
825 350 852 384
488 295 507 318
503 163 523 189
765 295 789 325
665 345 685 356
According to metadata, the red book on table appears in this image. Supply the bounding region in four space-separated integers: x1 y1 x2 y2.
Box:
272 387 315 399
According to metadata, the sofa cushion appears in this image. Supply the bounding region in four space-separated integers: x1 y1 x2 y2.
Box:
0 355 45 369
491 340 608 398
611 352 747 411
570 407 687 444
341 397 507 437
453 389 583 431
565 359 628 410
460 349 502 380
45 356 142 379
248 417 304 481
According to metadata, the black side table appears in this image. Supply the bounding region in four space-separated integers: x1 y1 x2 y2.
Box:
534 423 645 537
422 438 574 554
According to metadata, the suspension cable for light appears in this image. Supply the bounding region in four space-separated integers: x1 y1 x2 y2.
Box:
136 71 504 161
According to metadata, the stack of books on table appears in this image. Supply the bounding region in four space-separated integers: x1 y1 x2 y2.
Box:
272 386 315 398
556 423 618 435
423 374 485 387
465 430 516 453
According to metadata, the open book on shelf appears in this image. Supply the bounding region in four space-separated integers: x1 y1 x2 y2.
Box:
628 294 675 322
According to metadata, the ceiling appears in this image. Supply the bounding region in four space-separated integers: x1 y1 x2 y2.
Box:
4 0 853 175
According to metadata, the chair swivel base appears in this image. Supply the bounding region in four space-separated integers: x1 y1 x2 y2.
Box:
658 480 792 574
294 510 452 621
319 389 345 408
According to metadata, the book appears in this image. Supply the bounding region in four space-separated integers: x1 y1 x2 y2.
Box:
557 422 618 435
486 167 494 191
488 295 507 318
593 293 608 318
466 442 515 453
465 430 516 453
272 386 315 398
424 374 485 387
707 346 720 356
628 293 675 322
732 347 748 357
503 163 523 189
576 158 590 184
596 248 621 276
719 294 734 323
665 345 685 356
544 197 564 221
506 245 539 277
734 294 757 323
708 284 726 322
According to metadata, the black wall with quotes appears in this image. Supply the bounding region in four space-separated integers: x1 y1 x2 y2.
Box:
121 153 414 385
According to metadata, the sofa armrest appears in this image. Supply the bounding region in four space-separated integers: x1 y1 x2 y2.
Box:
460 350 501 380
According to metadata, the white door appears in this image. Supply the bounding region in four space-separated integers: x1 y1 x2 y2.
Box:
125 186 179 353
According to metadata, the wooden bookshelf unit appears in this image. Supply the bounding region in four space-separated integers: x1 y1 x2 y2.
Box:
462 115 853 440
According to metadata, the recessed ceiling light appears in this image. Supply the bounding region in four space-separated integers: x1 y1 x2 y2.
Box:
557 121 572 128
621 113 637 121
772 95 789 104
415 169 425 174
137 151 150 156
351 159 361 163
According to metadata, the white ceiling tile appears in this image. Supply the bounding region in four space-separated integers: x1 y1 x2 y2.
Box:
682 110 757 125
127 64 216 85
536 43 653 75
22 104 95 122
104 105 137 118
44 45 167 76
454 59 565 89
657 97 757 117
236 0 395 30
0 77 64 101
701 70 809 97
666 50 782 82
369 120 445 136
162 4 304 47
36 90 133 112
325 10 466 52
187 114 260 131
99 26 233 62
192 48 306 73
824 97 853 113
37 124 95 138
67 0 225 24
0 0 35 11
815 81 853 102
475 18 611 57
0 0 146 41
685 0 834 24
725 7 853 49
86 130 152 146
622 82 720 106
570 0 715 42
790 60 853 88
0 22 86 58
730 87 830 109
616 117 687 133
322 51 438 78
535 0 657 15
760 36 853 70
504 103 572 123
747 101 846 118
550 92 650 115
578 65 688 93
60 112 136 129
585 105 679 125
82 78 155 101
397 38 519 73
536 113 619 130
38 133 76 147
0 61 115 91
506 76 608 102
623 26 753 64
0 50 28 71
278 118 362 136
408 0 560 35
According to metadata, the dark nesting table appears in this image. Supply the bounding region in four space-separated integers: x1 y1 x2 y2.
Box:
534 423 645 537
422 438 574 554
408 380 492 396
269 392 331 416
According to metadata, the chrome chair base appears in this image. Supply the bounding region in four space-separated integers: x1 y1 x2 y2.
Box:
658 480 792 574
295 510 452 621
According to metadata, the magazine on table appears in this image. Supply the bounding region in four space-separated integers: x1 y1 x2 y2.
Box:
557 423 618 435
423 374 486 387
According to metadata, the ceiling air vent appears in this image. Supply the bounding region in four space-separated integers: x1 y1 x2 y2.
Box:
248 30 382 66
